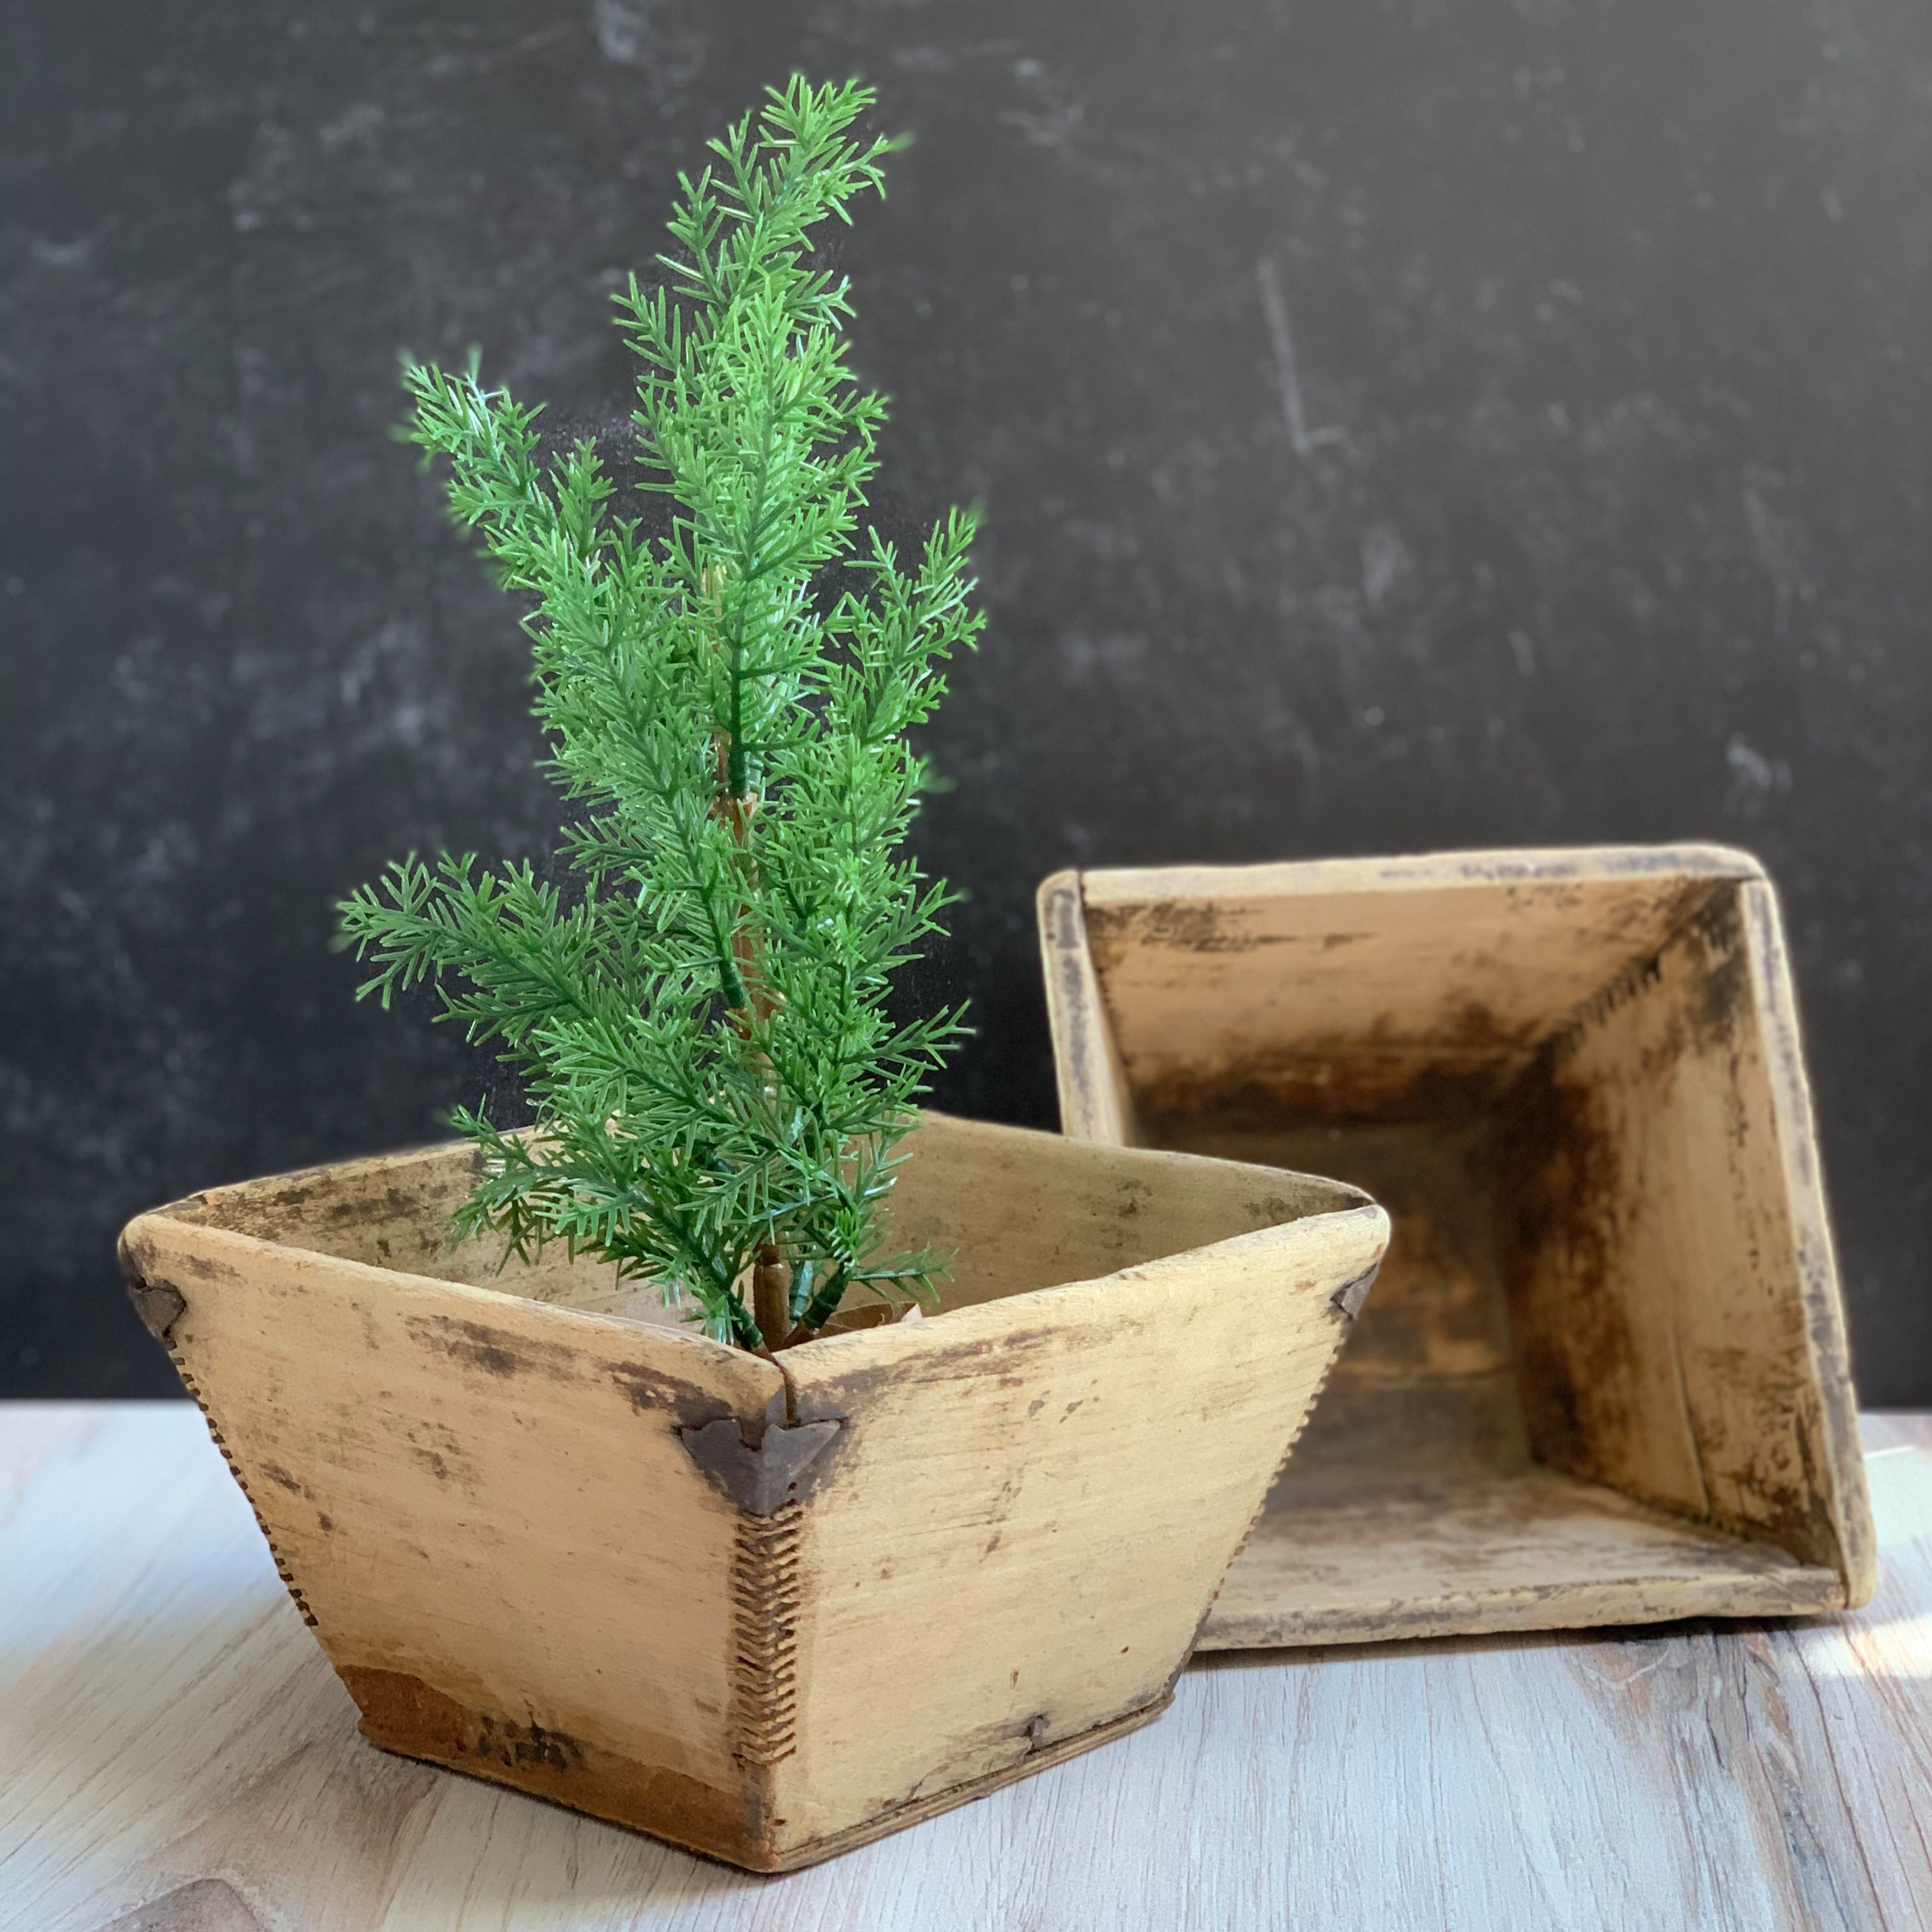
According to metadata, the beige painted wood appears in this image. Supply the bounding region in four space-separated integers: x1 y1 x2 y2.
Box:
4 1404 1928 1931
1061 846 1758 1115
1210 1464 1843 1647
1502 883 1874 1585
776 1140 1383 1847
1038 847 1874 1648
113 1112 1385 1871
1038 872 1140 1144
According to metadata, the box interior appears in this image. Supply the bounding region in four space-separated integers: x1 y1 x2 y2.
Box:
1078 860 1848 1644
161 1112 1365 1336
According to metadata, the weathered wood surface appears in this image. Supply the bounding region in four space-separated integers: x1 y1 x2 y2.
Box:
111 1112 1384 1869
1055 846 1760 1117
1038 848 1874 1646
3 1404 1928 1931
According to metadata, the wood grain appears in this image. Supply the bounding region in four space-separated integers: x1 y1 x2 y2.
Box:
1500 883 1871 1584
3 1404 1927 1930
1071 844 1759 1117
111 1111 1386 1869
1038 849 1874 1648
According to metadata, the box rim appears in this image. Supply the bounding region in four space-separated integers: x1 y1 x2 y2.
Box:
1073 841 1767 910
119 1111 1388 1376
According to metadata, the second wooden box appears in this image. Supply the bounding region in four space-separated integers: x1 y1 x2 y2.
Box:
1039 844 1874 1647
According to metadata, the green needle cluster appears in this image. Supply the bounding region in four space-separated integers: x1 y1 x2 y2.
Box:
337 77 982 1350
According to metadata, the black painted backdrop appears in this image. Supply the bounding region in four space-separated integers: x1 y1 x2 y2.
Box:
3 1 1928 1401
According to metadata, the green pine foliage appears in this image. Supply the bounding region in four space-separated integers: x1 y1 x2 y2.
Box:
336 77 983 1352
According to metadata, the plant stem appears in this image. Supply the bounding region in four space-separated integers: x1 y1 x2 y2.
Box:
705 562 794 1349
753 1246 792 1351
796 1263 849 1334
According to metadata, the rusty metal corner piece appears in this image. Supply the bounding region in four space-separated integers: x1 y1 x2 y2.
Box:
127 1277 188 1346
1329 1263 1380 1323
680 1416 843 1516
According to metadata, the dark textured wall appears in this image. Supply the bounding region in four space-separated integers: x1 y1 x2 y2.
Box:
3 1 1928 1400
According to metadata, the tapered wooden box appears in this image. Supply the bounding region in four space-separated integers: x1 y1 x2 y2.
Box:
1039 846 1875 1648
119 1110 1386 1870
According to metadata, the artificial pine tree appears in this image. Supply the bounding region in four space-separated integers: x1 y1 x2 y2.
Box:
338 77 982 1354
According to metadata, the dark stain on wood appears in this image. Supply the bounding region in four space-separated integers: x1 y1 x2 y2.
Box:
403 1313 580 1384
606 1358 737 1429
785 1322 1106 1423
1235 1184 1368 1226
1682 894 1751 1054
340 1664 764 1869
1495 1056 1635 1478
1114 901 1301 954
471 1712 585 1774
1138 1051 1516 1132
1494 893 1851 1573
354 1678 1168 1876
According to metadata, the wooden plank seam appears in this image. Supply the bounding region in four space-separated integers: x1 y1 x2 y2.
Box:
1186 1282 1371 1646
728 1500 805 1769
119 1245 326 1634
158 1341 322 1632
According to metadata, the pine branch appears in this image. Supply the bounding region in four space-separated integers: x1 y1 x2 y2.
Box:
340 77 981 1349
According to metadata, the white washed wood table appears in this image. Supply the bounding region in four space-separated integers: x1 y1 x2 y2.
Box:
3 1404 1929 1932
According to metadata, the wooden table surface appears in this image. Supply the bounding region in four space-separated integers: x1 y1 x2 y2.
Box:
3 1404 1929 1932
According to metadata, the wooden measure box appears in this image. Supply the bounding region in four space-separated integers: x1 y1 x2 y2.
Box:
119 1111 1384 1868
1039 846 1875 1647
